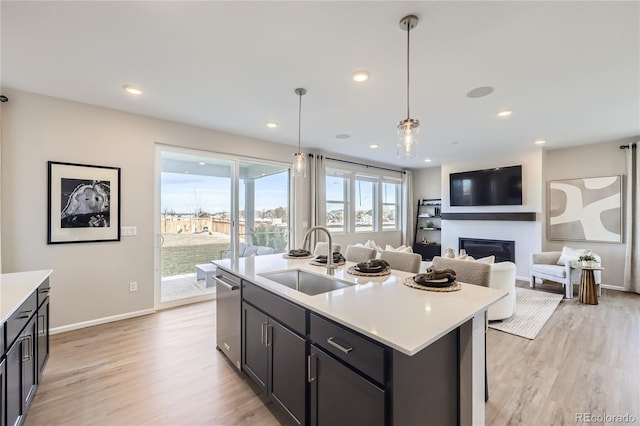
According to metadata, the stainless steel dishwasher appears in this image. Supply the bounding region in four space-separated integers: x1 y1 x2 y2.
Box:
215 269 241 370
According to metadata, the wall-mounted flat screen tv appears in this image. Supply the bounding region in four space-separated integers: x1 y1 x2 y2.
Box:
449 165 523 206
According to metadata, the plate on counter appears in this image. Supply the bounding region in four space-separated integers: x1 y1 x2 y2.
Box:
412 276 456 288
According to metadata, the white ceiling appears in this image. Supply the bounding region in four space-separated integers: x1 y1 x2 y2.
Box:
1 1 638 169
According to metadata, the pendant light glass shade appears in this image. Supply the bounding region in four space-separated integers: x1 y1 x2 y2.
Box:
292 88 307 178
397 15 420 159
397 118 420 159
292 152 306 178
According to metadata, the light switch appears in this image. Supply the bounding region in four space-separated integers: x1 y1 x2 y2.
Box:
121 226 137 236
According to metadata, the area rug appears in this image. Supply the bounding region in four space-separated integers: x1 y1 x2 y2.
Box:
488 287 563 339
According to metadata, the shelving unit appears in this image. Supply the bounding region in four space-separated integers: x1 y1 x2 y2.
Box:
413 198 441 261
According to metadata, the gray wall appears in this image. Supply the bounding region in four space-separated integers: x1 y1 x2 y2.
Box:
1 88 299 329
543 138 632 288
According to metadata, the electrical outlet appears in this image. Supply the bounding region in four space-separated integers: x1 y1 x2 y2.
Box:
129 281 138 292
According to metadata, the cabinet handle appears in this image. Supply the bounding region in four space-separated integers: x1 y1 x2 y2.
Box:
307 354 316 383
39 288 50 294
260 322 265 345
327 337 353 354
265 324 272 347
214 276 239 291
39 314 46 336
21 335 33 362
18 308 34 319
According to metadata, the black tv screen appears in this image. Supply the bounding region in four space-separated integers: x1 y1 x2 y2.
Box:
449 165 523 206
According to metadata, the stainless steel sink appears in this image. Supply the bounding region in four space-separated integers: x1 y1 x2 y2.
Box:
259 270 354 296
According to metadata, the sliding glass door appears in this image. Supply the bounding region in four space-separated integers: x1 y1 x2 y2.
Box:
155 146 290 308
158 150 234 305
239 161 290 254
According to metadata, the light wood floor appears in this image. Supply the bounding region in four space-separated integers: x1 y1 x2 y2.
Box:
26 284 639 426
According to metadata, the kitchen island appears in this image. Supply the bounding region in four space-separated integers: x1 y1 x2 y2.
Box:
214 254 504 425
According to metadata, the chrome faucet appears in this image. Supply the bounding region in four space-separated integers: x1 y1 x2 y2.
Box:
302 226 336 275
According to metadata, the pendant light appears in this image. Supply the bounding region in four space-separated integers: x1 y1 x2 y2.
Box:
292 88 307 178
397 15 420 159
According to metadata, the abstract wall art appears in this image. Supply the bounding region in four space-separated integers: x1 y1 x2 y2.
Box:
548 175 622 243
48 161 121 243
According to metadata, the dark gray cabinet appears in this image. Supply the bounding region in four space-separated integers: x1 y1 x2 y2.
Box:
36 296 49 383
242 281 306 425
242 301 306 425
1 357 6 426
6 315 37 426
242 302 268 390
6 337 21 426
309 345 384 426
268 319 306 424
2 277 50 426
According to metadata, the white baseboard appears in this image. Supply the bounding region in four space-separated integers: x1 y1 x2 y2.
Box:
600 283 625 291
51 308 156 335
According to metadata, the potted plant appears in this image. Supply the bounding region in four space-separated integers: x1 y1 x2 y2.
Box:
425 220 435 229
578 254 597 267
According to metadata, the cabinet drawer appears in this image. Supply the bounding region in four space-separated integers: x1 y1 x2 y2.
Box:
37 278 51 307
242 281 306 336
310 313 385 384
5 291 37 350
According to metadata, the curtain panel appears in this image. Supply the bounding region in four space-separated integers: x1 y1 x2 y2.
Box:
624 142 639 293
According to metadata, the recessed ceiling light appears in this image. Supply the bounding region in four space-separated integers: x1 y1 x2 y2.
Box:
353 71 369 82
466 86 493 98
369 144 379 149
123 84 143 95
336 134 351 139
198 162 206 166
424 158 432 163
266 121 278 128
184 171 190 174
497 110 513 117
534 139 546 145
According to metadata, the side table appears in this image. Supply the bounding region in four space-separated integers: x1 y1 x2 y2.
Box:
577 266 604 305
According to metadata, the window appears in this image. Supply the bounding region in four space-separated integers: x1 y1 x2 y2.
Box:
355 176 376 233
323 165 403 234
326 172 348 233
382 179 401 230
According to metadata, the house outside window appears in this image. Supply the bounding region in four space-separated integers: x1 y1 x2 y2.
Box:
382 179 401 230
325 171 348 233
355 175 377 233
325 166 402 234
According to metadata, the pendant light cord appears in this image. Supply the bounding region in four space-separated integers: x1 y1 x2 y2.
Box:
297 92 302 153
406 20 411 120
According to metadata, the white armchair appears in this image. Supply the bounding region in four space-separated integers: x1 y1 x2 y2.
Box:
530 250 601 298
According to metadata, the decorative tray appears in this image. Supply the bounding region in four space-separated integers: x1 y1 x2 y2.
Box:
403 276 461 292
347 266 391 277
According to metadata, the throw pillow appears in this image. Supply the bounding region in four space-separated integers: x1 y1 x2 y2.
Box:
458 255 468 260
556 246 587 265
385 244 396 251
464 256 475 261
476 255 495 264
365 240 383 254
397 245 413 253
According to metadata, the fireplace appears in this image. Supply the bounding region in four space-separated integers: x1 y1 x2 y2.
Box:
458 238 515 263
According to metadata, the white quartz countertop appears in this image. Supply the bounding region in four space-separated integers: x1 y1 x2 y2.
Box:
1 270 53 323
214 255 505 356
